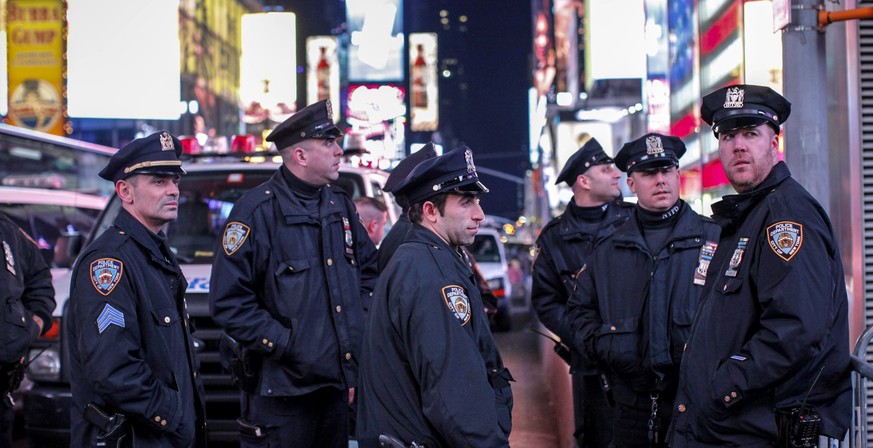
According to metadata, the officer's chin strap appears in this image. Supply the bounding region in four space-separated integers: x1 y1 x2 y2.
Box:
647 392 659 447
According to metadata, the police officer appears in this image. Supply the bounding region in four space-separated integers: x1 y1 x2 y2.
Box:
568 133 720 448
377 142 437 268
357 146 513 447
0 210 54 447
209 99 379 448
531 137 631 448
668 85 851 447
67 131 206 447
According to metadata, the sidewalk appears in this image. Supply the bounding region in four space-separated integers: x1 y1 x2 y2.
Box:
493 319 562 448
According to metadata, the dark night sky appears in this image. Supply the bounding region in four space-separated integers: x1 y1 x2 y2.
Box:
277 0 534 219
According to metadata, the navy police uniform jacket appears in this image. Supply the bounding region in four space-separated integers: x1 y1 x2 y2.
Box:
0 212 54 365
67 209 206 448
209 169 378 395
357 224 513 447
668 162 851 447
377 212 411 270
568 201 720 402
531 199 633 373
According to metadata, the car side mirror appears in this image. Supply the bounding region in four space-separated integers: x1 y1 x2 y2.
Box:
54 233 83 268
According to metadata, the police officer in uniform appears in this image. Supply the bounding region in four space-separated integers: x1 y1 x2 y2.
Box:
568 133 720 448
668 85 851 447
531 137 631 448
209 99 378 448
67 132 206 447
357 146 513 447
377 142 437 268
0 210 54 447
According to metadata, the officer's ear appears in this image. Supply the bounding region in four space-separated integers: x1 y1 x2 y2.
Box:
116 177 136 204
421 200 441 224
626 174 637 196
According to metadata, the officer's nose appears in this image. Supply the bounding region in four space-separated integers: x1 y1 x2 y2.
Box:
472 201 485 222
331 140 343 157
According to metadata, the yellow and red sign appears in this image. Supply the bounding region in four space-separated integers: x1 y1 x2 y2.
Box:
6 0 66 135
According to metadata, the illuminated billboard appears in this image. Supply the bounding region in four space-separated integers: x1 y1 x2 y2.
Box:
346 84 406 161
67 0 181 120
6 0 66 134
346 0 404 81
409 33 437 132
306 36 339 117
240 12 296 125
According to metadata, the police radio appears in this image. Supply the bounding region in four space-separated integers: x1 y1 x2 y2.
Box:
777 367 824 448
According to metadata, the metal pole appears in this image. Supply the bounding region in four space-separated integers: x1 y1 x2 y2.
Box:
782 0 830 212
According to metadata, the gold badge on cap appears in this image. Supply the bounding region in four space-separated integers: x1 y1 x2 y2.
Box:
464 149 477 174
159 132 175 151
724 86 744 109
645 135 664 155
325 100 333 120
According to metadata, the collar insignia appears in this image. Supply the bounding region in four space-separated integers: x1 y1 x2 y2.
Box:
3 241 15 275
91 258 123 296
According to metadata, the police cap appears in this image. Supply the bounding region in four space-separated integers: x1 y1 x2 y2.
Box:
383 142 438 193
615 133 686 174
266 99 343 150
99 131 186 182
393 146 489 205
700 84 791 136
555 138 613 185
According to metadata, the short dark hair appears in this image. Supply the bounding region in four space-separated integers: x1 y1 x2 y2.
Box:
407 193 449 223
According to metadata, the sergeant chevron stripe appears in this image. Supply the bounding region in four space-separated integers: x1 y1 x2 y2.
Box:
96 303 125 334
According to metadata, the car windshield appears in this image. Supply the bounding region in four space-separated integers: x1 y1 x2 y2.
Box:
469 235 502 263
96 168 373 264
0 200 102 266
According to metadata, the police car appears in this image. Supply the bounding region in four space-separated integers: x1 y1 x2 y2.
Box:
22 156 398 446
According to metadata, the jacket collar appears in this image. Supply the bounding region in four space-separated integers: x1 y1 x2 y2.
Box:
115 208 180 271
269 170 344 219
559 199 629 239
711 161 791 230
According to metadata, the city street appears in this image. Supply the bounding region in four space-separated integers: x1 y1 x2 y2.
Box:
12 314 569 448
494 316 563 448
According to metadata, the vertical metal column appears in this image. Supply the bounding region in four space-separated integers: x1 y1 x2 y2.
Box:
782 0 830 212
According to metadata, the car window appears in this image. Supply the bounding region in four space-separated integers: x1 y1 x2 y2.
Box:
93 169 374 264
0 202 102 265
469 234 502 263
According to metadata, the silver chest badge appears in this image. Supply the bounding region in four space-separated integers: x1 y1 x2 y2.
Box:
725 237 749 277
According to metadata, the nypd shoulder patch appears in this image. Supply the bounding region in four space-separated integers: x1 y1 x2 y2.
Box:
223 222 250 256
767 221 803 262
442 285 471 326
96 303 125 334
90 258 123 296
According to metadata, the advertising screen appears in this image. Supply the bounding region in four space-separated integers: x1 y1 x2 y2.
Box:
240 13 297 125
346 0 404 82
409 33 438 132
67 0 181 120
306 35 339 117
